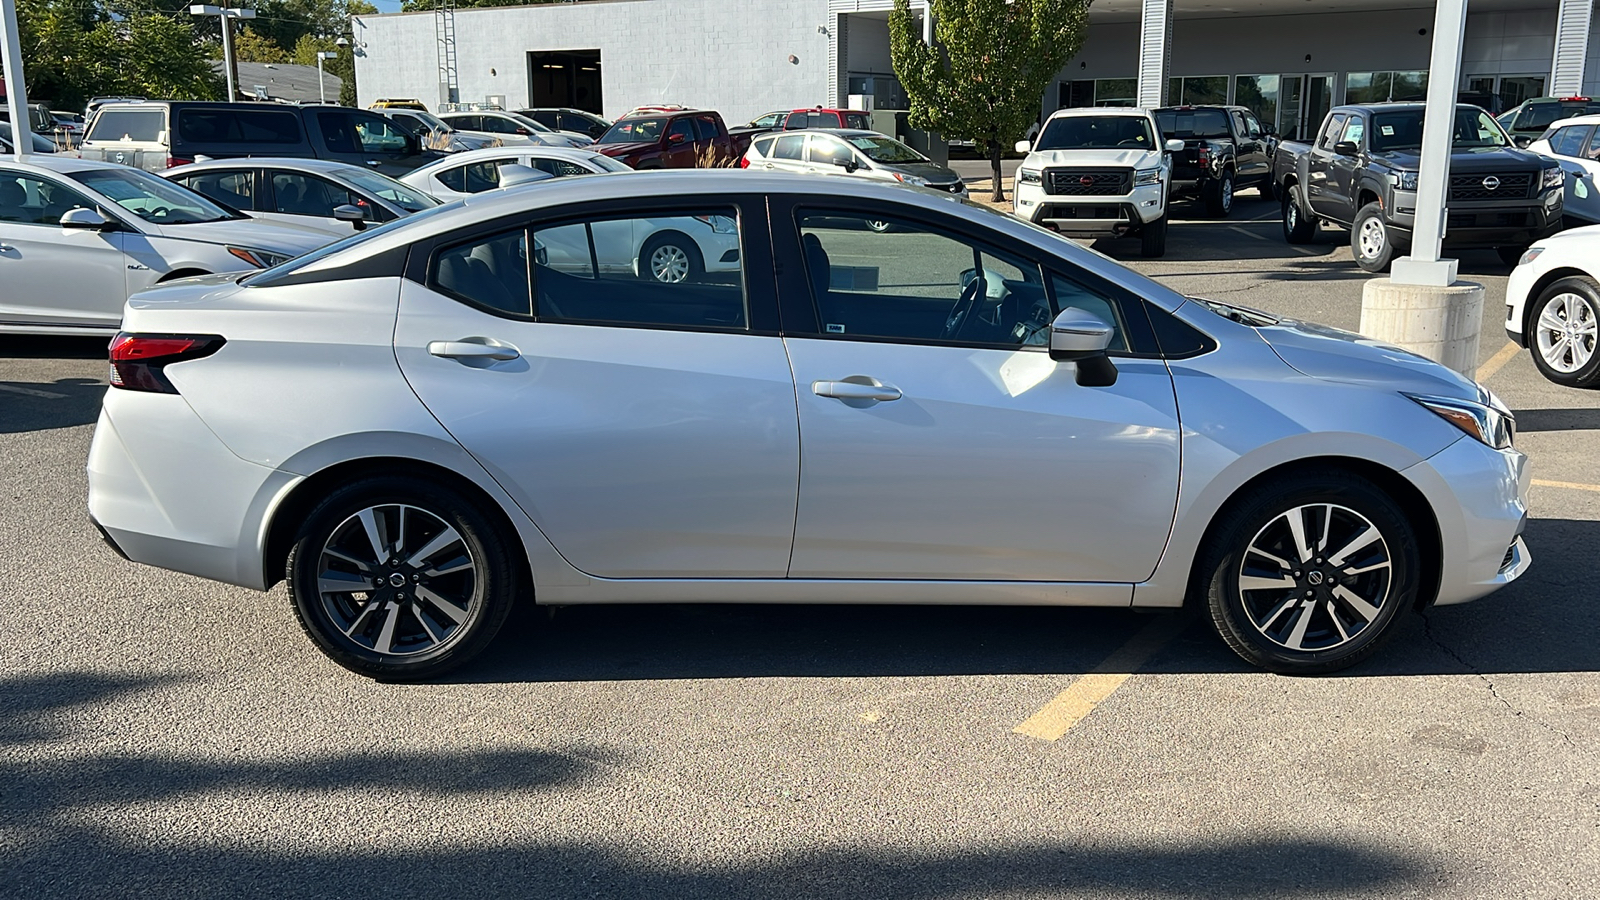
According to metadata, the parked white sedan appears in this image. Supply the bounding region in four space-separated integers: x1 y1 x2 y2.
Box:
0 156 332 335
1506 223 1600 385
165 158 440 236
89 172 1529 681
437 111 592 149
400 146 630 203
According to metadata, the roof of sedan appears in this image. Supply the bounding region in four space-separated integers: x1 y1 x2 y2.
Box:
406 144 611 174
0 153 128 174
163 158 363 177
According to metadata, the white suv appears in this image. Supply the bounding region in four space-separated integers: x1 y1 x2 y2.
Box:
1012 108 1183 258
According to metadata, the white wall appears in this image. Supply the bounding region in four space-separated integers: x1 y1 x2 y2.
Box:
355 0 831 124
1464 10 1559 79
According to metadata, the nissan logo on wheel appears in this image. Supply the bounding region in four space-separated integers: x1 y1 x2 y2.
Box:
1482 176 1501 191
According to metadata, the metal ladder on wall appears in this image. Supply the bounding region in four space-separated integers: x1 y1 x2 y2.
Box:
434 0 459 106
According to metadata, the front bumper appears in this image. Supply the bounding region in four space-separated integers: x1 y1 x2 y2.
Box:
1013 180 1164 236
1403 435 1531 607
1390 188 1564 249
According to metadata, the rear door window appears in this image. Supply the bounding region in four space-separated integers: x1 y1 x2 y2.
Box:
843 113 871 129
176 108 302 144
270 170 365 218
694 116 720 141
1552 125 1593 157
531 158 591 177
316 112 360 154
87 109 164 143
772 134 805 160
177 169 258 210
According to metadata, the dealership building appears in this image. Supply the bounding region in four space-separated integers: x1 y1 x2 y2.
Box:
354 0 1600 140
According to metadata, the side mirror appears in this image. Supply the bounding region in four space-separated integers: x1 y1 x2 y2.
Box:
332 204 367 230
834 156 857 172
1014 139 1032 153
1333 140 1359 156
1048 307 1118 387
668 132 687 145
1514 136 1533 149
1164 138 1185 153
60 208 109 230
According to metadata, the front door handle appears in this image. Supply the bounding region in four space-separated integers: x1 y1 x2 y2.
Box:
812 378 901 402
0 244 13 253
427 339 520 361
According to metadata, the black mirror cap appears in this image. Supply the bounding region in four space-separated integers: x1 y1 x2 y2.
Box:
1333 140 1359 156
1514 136 1533 149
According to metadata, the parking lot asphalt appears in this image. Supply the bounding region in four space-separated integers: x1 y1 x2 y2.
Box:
3 202 1598 898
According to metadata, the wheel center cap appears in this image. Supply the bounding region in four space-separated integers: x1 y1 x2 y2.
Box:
1307 571 1326 586
388 573 407 588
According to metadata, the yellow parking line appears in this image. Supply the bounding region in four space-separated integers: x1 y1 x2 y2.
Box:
1475 341 1521 382
1013 614 1190 742
1531 478 1600 493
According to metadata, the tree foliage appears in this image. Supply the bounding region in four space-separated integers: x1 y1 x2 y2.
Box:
230 27 291 63
889 0 1092 200
14 0 224 108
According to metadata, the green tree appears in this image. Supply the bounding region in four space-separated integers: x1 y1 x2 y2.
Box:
890 0 1092 201
230 27 290 63
15 0 221 109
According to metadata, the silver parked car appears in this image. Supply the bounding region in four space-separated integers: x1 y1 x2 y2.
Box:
88 172 1529 680
0 156 333 335
164 158 440 236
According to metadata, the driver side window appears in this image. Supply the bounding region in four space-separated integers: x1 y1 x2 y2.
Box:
0 173 96 226
795 211 1052 347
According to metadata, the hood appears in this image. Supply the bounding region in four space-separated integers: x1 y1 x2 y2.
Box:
1023 147 1161 169
152 216 337 256
595 141 655 158
1371 146 1552 171
1190 298 1485 402
880 161 963 184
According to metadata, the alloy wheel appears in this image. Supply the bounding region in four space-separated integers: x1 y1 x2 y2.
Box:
315 503 478 658
649 244 691 283
1237 503 1392 653
1535 292 1599 374
1221 178 1233 212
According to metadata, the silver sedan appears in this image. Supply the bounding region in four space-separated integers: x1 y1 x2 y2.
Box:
88 172 1530 680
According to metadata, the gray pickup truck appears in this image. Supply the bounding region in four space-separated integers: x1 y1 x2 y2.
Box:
1273 102 1565 272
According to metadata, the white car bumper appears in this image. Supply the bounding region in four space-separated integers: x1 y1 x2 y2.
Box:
1011 179 1165 236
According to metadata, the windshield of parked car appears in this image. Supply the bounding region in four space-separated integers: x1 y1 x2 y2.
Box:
68 166 241 224
1155 108 1230 139
340 169 439 212
846 134 925 163
598 117 668 143
1035 115 1155 151
1369 108 1509 152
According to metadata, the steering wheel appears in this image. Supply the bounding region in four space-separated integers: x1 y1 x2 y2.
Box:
1116 138 1145 147
940 277 983 341
145 205 172 220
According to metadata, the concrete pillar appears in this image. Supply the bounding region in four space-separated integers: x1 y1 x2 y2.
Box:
1360 280 1486 378
1550 0 1594 97
1137 0 1172 109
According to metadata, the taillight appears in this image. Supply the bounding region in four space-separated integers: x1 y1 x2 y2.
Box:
739 155 750 168
108 333 225 393
1197 147 1210 162
166 156 193 168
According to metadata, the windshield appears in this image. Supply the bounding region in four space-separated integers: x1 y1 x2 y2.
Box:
846 134 925 163
1036 115 1155 151
340 169 439 212
68 166 239 224
1369 107 1509 152
504 112 555 134
585 154 633 173
598 117 668 143
1155 108 1229 139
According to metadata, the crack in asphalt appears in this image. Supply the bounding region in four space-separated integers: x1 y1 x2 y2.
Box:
1420 613 1577 749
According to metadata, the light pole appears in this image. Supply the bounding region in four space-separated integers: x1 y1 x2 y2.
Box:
1 0 35 160
189 5 257 101
315 50 337 104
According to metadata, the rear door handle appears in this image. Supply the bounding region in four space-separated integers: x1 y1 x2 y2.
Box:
427 339 520 361
0 244 13 253
812 379 901 402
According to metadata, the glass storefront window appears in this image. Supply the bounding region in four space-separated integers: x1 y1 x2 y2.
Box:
1234 75 1280 132
1499 76 1546 110
1094 78 1137 107
1345 71 1428 104
1168 76 1230 106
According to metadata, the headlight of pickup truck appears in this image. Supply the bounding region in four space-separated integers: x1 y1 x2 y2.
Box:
1134 168 1161 186
1542 167 1565 189
1392 171 1419 191
1018 168 1041 185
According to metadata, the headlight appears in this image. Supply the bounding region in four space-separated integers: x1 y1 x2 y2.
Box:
226 246 292 269
1018 168 1041 185
892 173 928 187
1542 167 1565 189
1134 167 1161 186
1406 393 1515 450
1392 171 1418 191
1518 246 1544 267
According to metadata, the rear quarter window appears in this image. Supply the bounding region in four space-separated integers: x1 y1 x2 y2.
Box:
87 110 164 143
177 109 302 144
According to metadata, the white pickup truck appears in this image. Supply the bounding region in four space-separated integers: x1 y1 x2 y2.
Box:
1012 107 1184 258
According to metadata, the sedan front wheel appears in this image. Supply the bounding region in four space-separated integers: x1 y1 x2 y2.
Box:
1199 472 1418 674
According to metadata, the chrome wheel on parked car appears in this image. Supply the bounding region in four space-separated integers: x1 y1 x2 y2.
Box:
640 233 702 284
1534 290 1599 374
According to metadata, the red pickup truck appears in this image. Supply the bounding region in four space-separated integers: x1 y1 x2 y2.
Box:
593 109 750 169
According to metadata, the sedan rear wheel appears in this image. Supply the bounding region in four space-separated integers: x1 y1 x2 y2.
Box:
1200 472 1418 674
639 232 704 284
286 476 517 681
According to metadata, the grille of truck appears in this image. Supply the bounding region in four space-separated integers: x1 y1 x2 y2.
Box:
1044 168 1132 196
1449 172 1535 201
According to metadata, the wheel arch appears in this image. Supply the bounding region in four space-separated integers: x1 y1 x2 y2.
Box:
1183 455 1444 612
157 267 211 283
1356 185 1383 212
1519 267 1597 337
262 456 535 596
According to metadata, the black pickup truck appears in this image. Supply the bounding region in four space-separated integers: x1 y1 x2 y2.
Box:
1273 102 1565 272
1154 105 1276 217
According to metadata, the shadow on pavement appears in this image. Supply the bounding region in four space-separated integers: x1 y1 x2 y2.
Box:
0 377 105 434
1512 407 1600 432
0 670 1438 899
0 335 111 360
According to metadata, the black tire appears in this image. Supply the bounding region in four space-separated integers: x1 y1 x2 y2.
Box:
1140 214 1168 258
1204 170 1235 217
1496 245 1528 267
1350 202 1396 273
1526 275 1600 388
638 231 704 284
1282 187 1316 243
286 475 518 681
1199 471 1420 675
